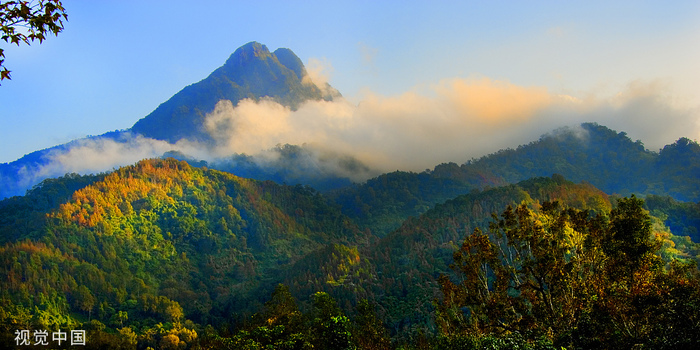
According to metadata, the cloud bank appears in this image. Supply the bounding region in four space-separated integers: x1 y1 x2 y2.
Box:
5 76 698 198
199 77 700 173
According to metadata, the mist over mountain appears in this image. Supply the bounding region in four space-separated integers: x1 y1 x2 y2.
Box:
0 42 348 199
329 123 700 236
1 41 699 205
131 42 340 143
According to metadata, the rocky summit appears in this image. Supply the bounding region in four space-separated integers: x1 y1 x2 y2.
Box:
130 41 338 143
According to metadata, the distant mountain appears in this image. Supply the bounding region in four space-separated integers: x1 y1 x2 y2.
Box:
461 123 700 200
130 41 340 143
0 42 343 199
330 123 700 236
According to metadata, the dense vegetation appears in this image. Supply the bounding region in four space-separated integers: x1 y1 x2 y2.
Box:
330 123 700 237
1 156 699 349
0 159 371 348
438 197 700 349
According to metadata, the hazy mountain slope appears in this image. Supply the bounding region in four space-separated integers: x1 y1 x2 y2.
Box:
654 137 700 200
330 123 700 237
207 143 377 192
645 194 700 243
0 43 343 199
458 123 700 202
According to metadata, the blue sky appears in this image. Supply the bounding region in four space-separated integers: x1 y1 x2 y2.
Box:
1 0 699 164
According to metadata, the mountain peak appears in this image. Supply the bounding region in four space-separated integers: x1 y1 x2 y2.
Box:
129 42 334 143
225 41 272 66
273 47 306 80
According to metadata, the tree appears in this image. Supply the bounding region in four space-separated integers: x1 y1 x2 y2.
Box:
165 301 184 325
0 0 67 82
437 198 700 348
117 327 137 350
437 202 603 341
218 285 312 350
111 310 128 328
310 292 354 350
353 299 391 350
261 284 303 330
159 333 181 350
72 284 95 320
604 195 660 272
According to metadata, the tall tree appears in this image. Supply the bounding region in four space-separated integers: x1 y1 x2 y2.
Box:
310 292 354 350
437 198 700 348
72 284 95 320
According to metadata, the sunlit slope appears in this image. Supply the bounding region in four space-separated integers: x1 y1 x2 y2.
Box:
0 158 367 332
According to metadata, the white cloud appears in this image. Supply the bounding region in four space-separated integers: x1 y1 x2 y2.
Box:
6 76 697 199
200 77 700 172
302 57 334 95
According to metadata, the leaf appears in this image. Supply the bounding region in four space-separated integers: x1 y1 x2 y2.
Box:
1 68 11 80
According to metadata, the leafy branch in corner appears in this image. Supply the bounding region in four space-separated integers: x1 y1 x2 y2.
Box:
0 0 67 82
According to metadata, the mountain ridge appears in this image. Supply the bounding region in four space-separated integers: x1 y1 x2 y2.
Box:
0 42 342 198
329 122 700 236
130 41 339 143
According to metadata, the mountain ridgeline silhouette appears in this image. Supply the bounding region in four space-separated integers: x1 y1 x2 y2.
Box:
130 41 339 143
0 42 343 198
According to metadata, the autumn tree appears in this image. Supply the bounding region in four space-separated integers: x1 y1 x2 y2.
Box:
437 197 700 348
0 0 67 82
117 327 137 350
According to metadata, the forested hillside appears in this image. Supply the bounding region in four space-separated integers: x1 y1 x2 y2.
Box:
357 175 700 339
2 158 699 349
330 123 700 237
0 158 372 348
